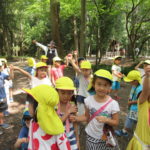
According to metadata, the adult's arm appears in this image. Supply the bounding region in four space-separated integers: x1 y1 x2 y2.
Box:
55 49 58 57
33 40 48 55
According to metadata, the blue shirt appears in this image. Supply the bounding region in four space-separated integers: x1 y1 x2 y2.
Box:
129 84 142 112
24 67 35 76
18 126 29 150
0 72 9 99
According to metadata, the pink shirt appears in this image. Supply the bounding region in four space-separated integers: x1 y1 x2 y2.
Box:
51 65 66 81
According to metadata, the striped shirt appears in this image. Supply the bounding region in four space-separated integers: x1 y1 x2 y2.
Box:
58 112 78 150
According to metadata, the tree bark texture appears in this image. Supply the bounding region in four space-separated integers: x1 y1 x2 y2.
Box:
50 0 63 56
73 16 79 50
80 0 86 57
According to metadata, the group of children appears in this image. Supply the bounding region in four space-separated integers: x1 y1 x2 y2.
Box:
0 51 150 150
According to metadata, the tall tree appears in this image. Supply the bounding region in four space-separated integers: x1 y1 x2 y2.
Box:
50 0 63 55
80 0 86 57
124 0 150 59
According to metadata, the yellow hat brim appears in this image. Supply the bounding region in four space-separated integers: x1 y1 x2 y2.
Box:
22 88 38 102
123 76 133 82
56 87 76 90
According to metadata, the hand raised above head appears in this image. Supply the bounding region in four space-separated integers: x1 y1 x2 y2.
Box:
73 50 78 56
32 40 37 44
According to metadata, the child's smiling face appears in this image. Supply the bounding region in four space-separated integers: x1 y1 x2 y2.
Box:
36 67 47 79
93 78 111 97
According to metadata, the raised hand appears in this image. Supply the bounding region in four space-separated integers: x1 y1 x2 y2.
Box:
32 40 37 44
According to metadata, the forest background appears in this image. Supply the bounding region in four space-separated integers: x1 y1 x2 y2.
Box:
0 0 150 63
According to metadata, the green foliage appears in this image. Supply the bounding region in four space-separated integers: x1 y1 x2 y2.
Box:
0 0 149 58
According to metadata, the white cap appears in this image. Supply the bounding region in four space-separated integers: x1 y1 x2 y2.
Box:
53 56 62 62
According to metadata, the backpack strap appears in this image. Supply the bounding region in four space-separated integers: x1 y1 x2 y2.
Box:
89 98 113 121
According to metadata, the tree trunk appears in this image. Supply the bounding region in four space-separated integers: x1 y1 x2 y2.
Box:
80 0 86 57
73 16 79 50
50 0 63 56
3 27 9 57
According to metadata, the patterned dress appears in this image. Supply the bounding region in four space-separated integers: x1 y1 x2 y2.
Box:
28 121 71 150
57 112 78 150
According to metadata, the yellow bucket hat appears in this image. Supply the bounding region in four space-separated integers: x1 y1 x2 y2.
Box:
94 69 113 83
23 85 64 135
80 60 92 69
55 77 76 90
27 58 35 67
143 60 150 65
40 55 48 60
124 70 141 84
36 62 48 69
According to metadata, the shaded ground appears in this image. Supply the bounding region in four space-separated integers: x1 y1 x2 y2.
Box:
0 59 134 150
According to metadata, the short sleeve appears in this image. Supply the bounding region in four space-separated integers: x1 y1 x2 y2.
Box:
2 73 9 80
112 65 116 71
60 65 66 70
111 100 120 114
84 96 91 109
18 126 29 138
135 86 142 99
51 68 54 76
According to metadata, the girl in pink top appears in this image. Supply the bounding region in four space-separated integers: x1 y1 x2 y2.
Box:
51 57 68 86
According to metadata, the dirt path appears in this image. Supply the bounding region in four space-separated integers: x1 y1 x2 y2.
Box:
0 61 133 150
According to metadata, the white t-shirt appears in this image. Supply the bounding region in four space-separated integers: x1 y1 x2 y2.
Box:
31 76 52 88
137 68 145 84
112 64 121 81
77 74 91 98
85 95 120 139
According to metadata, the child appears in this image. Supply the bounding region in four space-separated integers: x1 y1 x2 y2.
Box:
40 55 48 64
13 62 52 88
25 57 36 76
126 62 150 150
115 70 142 137
23 84 71 149
135 60 150 84
1 58 14 103
70 69 120 150
55 77 79 150
69 58 92 115
0 61 14 133
14 109 32 150
111 56 123 100
51 56 68 86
